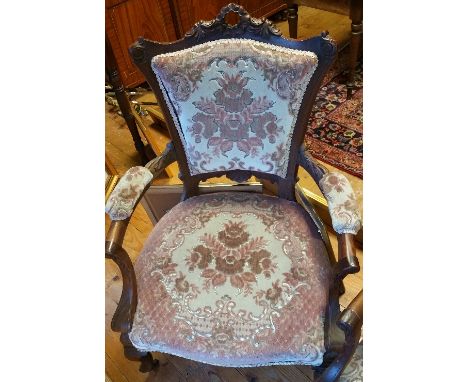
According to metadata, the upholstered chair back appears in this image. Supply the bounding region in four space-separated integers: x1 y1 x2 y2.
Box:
129 4 336 199
152 39 318 178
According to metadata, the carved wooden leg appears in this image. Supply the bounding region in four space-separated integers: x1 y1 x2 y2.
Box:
120 333 160 373
287 2 299 39
314 340 359 381
315 291 363 381
106 35 149 165
139 352 160 373
346 0 363 99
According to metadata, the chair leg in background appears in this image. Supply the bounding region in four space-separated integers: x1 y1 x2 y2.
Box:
287 2 299 39
106 34 150 165
346 0 363 99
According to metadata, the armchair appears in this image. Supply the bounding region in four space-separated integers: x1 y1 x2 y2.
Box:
105 4 362 381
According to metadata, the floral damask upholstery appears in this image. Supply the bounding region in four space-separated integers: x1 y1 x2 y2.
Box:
319 172 361 235
129 192 332 367
105 166 153 220
152 39 319 178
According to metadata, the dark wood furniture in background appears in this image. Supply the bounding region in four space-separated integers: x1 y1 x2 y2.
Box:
106 34 151 164
106 4 362 381
105 1 287 162
286 0 362 98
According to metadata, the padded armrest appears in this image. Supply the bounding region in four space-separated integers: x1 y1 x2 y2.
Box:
298 145 362 235
105 166 153 221
105 142 177 222
319 172 361 235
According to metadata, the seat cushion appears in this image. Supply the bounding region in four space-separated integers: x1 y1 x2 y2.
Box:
129 192 332 367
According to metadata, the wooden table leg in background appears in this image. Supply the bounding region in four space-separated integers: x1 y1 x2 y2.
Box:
347 0 363 99
286 1 299 39
105 34 150 165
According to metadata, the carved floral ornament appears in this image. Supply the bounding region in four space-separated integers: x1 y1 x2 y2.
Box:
185 3 282 40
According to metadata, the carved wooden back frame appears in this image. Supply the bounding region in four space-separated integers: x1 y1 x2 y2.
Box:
129 3 337 200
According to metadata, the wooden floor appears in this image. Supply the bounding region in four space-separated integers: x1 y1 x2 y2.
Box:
105 7 362 382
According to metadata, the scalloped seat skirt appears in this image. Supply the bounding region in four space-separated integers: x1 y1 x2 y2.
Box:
129 192 332 367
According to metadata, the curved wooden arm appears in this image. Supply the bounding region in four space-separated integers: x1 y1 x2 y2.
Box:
105 142 177 333
145 141 176 177
335 233 360 282
105 238 152 366
338 290 363 336
298 144 328 184
105 220 158 367
105 219 129 253
105 239 137 333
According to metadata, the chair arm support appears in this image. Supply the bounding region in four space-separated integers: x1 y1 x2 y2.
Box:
105 241 138 334
105 219 130 254
104 143 176 334
298 144 328 184
334 233 360 282
145 141 176 177
338 290 363 339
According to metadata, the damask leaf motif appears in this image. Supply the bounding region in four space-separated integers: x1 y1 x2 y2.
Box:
207 137 222 146
201 269 217 278
220 140 234 155
248 96 274 114
242 272 257 282
230 274 244 289
248 137 264 147
238 237 267 256
212 272 227 286
237 139 251 157
191 113 218 139
193 97 217 113
199 233 228 257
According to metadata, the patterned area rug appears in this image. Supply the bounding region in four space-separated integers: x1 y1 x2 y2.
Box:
338 341 363 381
304 58 363 178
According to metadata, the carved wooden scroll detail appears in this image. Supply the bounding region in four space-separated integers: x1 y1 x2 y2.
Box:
185 3 282 41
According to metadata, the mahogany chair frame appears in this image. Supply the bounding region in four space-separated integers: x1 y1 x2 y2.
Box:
105 4 362 381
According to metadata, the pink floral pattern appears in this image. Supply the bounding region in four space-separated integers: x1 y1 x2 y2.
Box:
152 39 318 177
185 221 278 296
129 192 331 367
105 166 153 220
319 172 362 234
